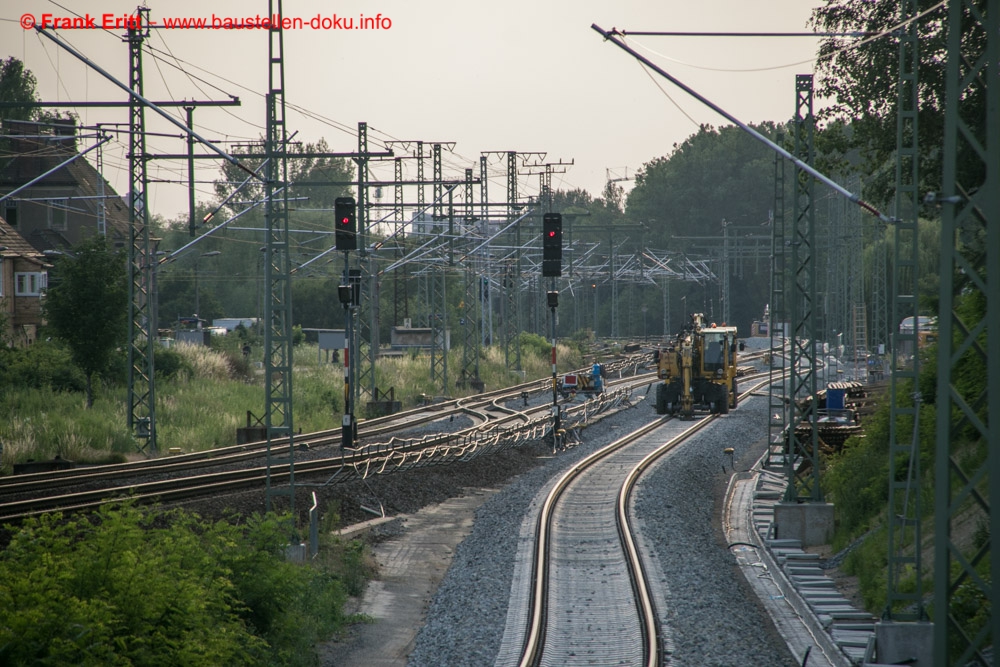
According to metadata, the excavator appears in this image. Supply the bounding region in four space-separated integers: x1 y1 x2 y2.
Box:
654 313 740 418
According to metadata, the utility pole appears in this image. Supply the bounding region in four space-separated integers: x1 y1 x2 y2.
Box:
262 0 295 514
884 0 926 632
34 16 245 460
768 132 788 468
783 74 822 505
124 7 156 456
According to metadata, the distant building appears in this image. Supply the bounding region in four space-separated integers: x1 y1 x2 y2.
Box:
0 215 49 346
0 118 130 254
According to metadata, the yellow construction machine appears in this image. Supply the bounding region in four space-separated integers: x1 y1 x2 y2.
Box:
654 313 740 418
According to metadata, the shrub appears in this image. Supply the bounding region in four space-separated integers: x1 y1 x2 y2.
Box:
519 331 552 359
1 340 85 392
0 505 356 667
154 345 187 380
172 342 231 381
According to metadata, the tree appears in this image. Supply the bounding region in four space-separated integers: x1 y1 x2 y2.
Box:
43 236 128 407
626 123 780 240
809 0 980 205
0 56 72 124
0 57 39 122
624 123 781 333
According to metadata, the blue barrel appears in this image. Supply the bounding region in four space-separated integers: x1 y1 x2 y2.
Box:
826 387 846 410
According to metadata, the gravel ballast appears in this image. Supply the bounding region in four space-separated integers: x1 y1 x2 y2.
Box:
407 386 798 666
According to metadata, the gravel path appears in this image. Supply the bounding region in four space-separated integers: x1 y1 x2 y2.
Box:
408 387 798 666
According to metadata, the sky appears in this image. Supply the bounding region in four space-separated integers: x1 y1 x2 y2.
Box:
2 0 823 220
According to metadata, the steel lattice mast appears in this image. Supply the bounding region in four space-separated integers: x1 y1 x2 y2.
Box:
263 0 295 514
125 8 157 456
934 0 998 662
884 0 925 622
784 74 822 502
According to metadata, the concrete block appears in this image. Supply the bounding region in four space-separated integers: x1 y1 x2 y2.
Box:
773 502 835 546
765 538 803 548
873 621 933 667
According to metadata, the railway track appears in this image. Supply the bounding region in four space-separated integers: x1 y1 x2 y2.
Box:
0 353 769 524
512 375 769 667
0 357 657 522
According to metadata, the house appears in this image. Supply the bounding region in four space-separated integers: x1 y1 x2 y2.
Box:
0 215 49 346
0 118 129 254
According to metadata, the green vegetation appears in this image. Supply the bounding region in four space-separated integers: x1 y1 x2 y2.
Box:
42 236 128 407
0 329 584 472
821 289 989 626
0 305 583 662
0 503 367 666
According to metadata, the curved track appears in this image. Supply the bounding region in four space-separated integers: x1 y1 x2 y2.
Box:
515 376 768 667
0 358 656 522
0 353 769 525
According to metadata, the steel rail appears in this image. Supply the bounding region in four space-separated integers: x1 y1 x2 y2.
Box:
517 375 770 666
0 376 653 522
0 361 769 523
0 357 643 494
517 415 671 667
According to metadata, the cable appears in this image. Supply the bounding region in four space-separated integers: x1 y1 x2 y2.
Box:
34 32 73 104
626 1 946 75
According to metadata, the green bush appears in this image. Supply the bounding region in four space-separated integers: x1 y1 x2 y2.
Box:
1 340 85 392
518 331 552 359
154 345 187 380
842 526 889 612
0 505 354 667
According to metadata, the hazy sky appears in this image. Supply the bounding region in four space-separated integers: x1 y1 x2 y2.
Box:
2 1 822 219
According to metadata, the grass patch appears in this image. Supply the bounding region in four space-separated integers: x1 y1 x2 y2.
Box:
2 340 586 470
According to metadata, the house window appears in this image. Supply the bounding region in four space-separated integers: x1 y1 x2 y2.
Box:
3 200 17 228
48 199 68 231
15 272 46 296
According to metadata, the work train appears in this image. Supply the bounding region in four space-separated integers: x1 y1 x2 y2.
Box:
653 313 741 418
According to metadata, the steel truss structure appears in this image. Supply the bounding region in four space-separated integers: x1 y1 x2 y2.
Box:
885 0 924 622
934 0 998 662
784 74 822 503
262 0 295 513
125 10 157 456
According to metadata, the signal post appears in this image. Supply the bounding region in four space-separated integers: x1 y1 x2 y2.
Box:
335 196 358 449
543 213 563 449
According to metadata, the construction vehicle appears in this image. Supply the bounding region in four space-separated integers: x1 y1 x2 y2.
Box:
560 362 604 397
654 313 740 418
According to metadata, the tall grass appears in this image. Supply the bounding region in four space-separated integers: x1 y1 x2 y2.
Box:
2 340 584 472
0 388 133 472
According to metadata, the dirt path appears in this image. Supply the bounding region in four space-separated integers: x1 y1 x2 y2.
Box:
319 488 499 666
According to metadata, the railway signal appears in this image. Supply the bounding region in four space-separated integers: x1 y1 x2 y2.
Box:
542 212 562 277
335 196 357 250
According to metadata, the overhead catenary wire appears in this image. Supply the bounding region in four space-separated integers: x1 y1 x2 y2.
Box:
623 1 947 75
33 27 263 183
592 24 891 224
